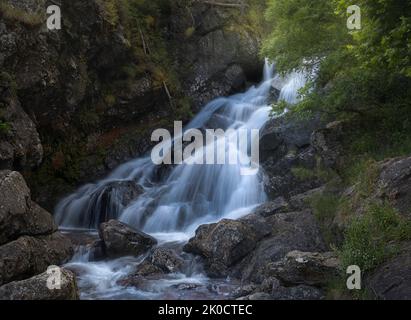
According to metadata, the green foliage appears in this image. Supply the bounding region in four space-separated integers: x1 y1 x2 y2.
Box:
262 0 411 120
309 192 342 246
340 203 411 272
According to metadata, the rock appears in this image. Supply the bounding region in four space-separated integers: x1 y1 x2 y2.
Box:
262 146 323 200
134 260 164 277
267 251 340 287
376 156 411 217
311 120 355 170
252 197 289 217
0 76 43 171
0 233 74 286
261 113 323 159
133 247 185 277
99 220 157 258
232 284 259 298
270 278 324 300
91 180 144 226
0 268 79 300
233 210 326 283
184 218 270 277
288 187 325 211
149 248 185 273
237 292 273 300
0 170 56 245
367 243 411 300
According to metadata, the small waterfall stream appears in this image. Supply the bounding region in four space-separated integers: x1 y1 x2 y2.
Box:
59 61 307 299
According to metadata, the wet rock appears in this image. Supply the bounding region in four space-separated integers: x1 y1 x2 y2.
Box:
184 218 270 277
367 243 411 300
237 292 273 300
252 197 289 217
0 171 56 245
375 156 411 217
233 210 326 283
267 251 340 287
149 248 185 273
173 283 201 291
0 233 74 286
99 220 157 258
134 260 164 277
95 180 144 224
0 268 79 300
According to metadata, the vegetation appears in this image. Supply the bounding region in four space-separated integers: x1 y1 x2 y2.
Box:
263 0 411 127
340 203 411 272
0 1 43 27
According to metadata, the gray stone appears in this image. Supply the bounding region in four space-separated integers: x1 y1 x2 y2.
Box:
99 220 157 258
0 268 79 300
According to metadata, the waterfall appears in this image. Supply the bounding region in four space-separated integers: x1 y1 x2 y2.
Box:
55 60 305 236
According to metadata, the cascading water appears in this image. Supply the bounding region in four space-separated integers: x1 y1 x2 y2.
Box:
56 60 280 236
59 61 307 299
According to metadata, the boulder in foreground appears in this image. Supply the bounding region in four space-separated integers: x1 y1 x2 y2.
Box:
0 268 79 300
99 220 157 258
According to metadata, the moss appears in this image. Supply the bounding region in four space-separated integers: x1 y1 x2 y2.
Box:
291 165 335 182
0 120 11 135
0 1 43 28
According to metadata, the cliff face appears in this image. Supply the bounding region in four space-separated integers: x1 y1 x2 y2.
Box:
0 0 265 210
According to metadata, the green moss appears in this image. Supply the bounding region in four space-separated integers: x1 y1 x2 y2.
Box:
0 1 43 28
340 203 411 273
0 120 11 135
291 165 335 182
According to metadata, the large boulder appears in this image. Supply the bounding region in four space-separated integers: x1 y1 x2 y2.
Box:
98 220 157 258
0 268 79 300
366 243 411 300
266 251 340 287
184 218 270 277
0 233 74 286
232 210 326 283
0 170 56 245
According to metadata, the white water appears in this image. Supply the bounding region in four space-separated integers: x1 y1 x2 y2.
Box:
58 61 307 299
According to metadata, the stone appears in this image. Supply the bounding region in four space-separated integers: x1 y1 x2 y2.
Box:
271 278 324 300
0 233 74 286
0 170 56 245
0 268 79 300
184 218 270 277
267 251 340 287
232 210 326 283
252 197 289 217
99 220 157 258
367 243 411 300
376 156 411 217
